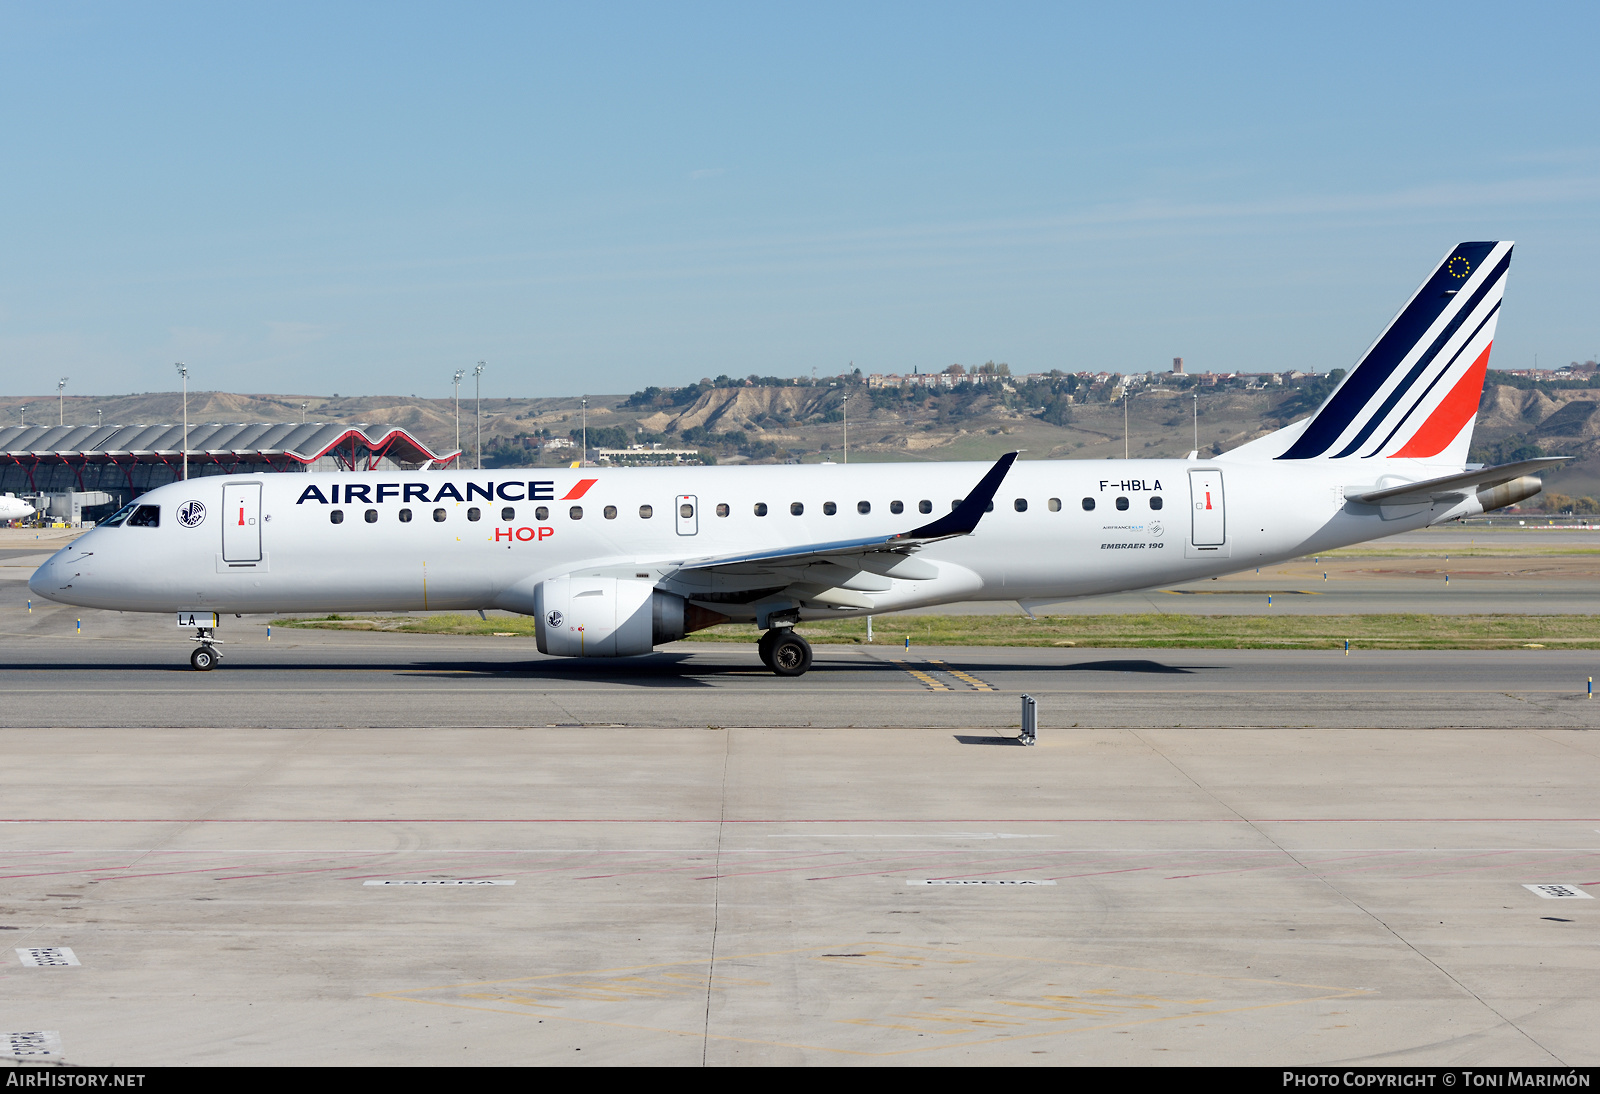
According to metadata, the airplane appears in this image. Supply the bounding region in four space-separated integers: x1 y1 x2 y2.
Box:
30 241 1560 674
1 493 39 523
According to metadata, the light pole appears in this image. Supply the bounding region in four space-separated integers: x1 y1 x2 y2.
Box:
175 362 189 481
842 387 850 464
97 409 102 429
581 397 588 468
452 369 465 465
58 378 68 426
1192 392 1199 455
474 362 485 470
300 402 307 424
1123 386 1130 460
19 406 26 428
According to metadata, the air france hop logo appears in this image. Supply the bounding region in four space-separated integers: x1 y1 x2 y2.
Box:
177 500 207 528
546 610 564 629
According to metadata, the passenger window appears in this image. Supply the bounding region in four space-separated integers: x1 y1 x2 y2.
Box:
127 505 160 527
823 501 837 516
857 501 870 514
790 502 804 516
330 509 345 524
715 503 729 517
399 508 413 523
570 506 583 520
432 508 446 522
535 506 549 520
501 507 515 521
639 504 653 519
603 505 617 519
1082 498 1095 511
1115 497 1129 511
468 508 481 521
754 503 768 517
1048 498 1061 512
1150 496 1163 510
890 500 903 515
951 500 960 511
1014 498 1027 512
679 503 694 519
365 509 378 523
919 500 932 514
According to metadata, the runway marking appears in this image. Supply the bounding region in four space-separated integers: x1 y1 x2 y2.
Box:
364 879 514 886
1 1032 62 1059
373 943 1372 1056
16 947 78 967
1524 883 1593 899
925 660 996 691
889 659 949 690
909 879 1055 885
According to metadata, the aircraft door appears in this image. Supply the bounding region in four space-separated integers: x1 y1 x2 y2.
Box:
675 494 698 536
222 483 263 562
1188 470 1225 546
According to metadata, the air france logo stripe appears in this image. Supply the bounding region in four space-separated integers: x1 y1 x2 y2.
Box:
1363 299 1500 458
1277 241 1500 460
1328 251 1510 458
1390 342 1494 459
562 479 598 501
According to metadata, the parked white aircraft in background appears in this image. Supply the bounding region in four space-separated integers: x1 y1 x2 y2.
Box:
31 242 1559 674
1 493 39 523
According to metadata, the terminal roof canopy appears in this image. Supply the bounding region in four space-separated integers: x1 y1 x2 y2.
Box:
0 422 459 470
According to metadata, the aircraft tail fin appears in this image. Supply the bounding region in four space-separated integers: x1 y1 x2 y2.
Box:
1242 242 1512 467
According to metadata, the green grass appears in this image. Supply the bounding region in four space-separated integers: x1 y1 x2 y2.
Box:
269 612 1600 649
1312 546 1600 559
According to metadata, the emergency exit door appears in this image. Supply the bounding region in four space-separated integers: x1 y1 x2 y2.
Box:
675 494 698 536
1188 470 1226 546
222 483 263 562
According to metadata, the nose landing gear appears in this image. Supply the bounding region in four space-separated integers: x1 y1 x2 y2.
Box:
757 627 812 677
188 627 223 671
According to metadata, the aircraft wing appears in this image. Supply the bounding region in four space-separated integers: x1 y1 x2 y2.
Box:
1351 457 1569 506
676 452 1018 574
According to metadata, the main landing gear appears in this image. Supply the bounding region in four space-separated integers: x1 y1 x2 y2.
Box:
757 627 812 677
188 627 223 671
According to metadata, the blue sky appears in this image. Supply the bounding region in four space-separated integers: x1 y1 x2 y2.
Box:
2 2 1596 398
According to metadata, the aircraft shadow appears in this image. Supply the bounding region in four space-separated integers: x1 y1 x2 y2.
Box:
1048 658 1203 675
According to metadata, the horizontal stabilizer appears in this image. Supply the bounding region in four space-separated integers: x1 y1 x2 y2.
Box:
677 452 1017 574
1351 457 1569 506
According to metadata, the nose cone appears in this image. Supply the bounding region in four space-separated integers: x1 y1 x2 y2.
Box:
28 551 76 604
28 557 59 601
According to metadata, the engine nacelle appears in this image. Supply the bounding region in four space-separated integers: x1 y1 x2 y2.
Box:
533 576 686 657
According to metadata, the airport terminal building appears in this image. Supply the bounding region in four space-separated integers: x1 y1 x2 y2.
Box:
0 422 458 524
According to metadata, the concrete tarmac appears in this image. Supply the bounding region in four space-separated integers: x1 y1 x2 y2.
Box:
3 527 1599 1066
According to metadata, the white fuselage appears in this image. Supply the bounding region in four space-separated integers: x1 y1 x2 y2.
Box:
28 457 1462 620
0 496 37 522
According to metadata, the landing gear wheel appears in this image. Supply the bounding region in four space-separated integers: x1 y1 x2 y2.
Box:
757 628 782 669
190 646 217 672
768 631 812 677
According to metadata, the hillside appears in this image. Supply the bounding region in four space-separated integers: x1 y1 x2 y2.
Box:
5 376 1599 506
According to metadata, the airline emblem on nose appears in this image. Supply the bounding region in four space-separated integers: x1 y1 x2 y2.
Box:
177 501 207 528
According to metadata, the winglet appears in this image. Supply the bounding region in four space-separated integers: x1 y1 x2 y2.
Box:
898 452 1018 541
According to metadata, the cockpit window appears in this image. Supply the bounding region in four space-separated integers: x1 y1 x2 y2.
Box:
101 501 139 527
126 505 160 528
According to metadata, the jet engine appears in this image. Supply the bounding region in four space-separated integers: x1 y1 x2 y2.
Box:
532 576 665 656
